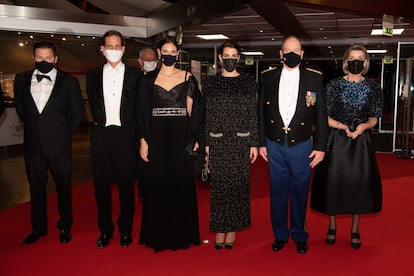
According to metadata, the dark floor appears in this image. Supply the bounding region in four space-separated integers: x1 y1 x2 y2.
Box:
0 125 92 210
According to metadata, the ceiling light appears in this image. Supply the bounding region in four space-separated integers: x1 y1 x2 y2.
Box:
367 49 387 54
196 34 229 40
371 28 405 35
241 51 264 56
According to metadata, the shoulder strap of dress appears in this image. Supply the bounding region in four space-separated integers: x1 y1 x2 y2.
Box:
185 69 189 81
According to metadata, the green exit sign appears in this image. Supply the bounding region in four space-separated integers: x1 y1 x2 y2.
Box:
384 27 393 35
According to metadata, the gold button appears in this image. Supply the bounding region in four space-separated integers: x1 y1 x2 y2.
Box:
277 139 280 141
301 122 305 126
266 101 270 105
291 139 295 143
270 120 274 123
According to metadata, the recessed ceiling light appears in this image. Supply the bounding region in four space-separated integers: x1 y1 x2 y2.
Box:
196 34 229 40
241 51 264 56
371 28 405 35
367 49 387 54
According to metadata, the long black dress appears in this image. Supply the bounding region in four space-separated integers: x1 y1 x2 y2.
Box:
310 77 383 215
203 73 259 232
138 71 202 252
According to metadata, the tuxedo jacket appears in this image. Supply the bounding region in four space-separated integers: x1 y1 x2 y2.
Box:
86 64 141 135
259 67 328 151
14 69 84 156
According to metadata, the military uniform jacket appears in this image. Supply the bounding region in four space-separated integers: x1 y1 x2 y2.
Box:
258 67 328 151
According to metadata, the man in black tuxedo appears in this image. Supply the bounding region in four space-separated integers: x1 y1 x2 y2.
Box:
258 36 328 254
14 41 84 245
87 30 141 248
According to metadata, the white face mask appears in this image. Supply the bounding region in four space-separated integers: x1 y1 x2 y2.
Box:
142 61 157 72
104 49 123 63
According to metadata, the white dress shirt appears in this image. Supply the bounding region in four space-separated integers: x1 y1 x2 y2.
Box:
103 62 125 127
30 68 57 113
278 67 300 130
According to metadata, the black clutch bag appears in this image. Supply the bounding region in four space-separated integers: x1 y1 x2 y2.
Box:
185 138 199 158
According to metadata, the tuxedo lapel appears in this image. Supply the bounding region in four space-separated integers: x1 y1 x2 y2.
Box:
41 70 62 113
24 70 40 114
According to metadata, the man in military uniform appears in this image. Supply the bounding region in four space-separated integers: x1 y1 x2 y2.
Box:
258 36 328 254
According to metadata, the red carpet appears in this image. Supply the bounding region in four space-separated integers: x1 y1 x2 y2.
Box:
1 153 414 276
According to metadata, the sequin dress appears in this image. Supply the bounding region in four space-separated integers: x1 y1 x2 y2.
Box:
139 74 202 252
203 73 259 232
310 77 383 214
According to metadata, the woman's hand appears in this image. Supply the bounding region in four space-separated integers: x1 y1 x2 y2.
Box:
193 141 199 152
250 147 258 164
259 147 268 162
140 138 149 162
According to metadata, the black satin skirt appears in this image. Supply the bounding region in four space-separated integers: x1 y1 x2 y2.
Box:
310 129 382 215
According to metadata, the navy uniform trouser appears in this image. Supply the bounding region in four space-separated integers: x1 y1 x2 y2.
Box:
266 138 312 242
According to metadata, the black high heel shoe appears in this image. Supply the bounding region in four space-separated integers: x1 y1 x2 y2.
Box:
351 232 361 249
224 241 234 249
215 242 224 250
326 229 336 245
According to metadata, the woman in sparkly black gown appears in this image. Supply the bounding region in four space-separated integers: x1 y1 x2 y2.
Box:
138 37 203 252
203 40 259 249
310 44 383 249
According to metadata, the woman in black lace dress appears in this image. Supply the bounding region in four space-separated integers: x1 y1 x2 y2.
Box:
138 37 203 252
203 40 259 249
310 44 383 249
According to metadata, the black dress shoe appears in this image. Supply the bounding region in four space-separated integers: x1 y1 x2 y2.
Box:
97 233 113 248
22 232 46 245
296 241 308 254
59 229 72 244
120 233 132 247
272 240 287 251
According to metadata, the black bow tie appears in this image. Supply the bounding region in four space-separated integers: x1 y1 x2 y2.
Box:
36 74 51 82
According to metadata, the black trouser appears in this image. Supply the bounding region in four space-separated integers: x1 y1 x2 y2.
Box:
25 152 73 234
91 126 136 234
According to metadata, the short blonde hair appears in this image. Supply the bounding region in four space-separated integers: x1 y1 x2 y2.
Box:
342 44 370 75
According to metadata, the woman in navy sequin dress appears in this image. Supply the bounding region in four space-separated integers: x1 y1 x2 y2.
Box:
203 40 259 249
310 45 383 249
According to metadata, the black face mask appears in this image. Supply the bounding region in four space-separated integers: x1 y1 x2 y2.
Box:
161 54 177 67
222 58 238 72
283 52 301 68
348 60 364 74
35 61 55 73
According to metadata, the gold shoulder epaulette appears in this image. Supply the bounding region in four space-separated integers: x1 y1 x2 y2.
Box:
305 68 322 75
261 67 277 74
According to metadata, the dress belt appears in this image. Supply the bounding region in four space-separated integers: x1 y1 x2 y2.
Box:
152 107 187 117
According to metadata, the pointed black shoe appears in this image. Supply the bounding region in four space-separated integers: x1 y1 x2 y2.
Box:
59 229 72 244
326 229 336 245
120 233 132 247
97 233 113 248
22 232 46 245
296 242 308 254
272 240 287 251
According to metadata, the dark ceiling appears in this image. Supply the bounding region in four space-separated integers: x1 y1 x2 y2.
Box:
1 0 414 73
